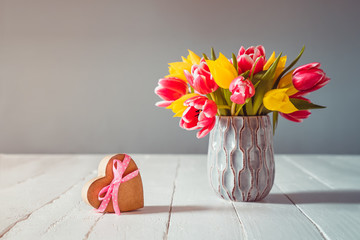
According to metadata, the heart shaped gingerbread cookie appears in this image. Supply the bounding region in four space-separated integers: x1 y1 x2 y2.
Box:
81 154 144 214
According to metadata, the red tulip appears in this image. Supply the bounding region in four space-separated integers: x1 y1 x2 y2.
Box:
279 97 311 122
184 58 218 94
155 77 188 107
180 96 217 138
229 76 255 104
292 62 330 95
236 45 266 75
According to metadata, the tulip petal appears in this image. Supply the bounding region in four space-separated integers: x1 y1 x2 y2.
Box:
263 52 275 70
167 93 199 117
280 110 311 122
257 45 266 57
263 88 298 114
196 119 216 138
158 78 188 92
278 70 294 88
238 55 254 72
293 62 320 75
182 107 198 123
275 56 287 80
166 62 192 81
155 87 184 101
202 100 217 118
206 53 238 89
155 101 172 107
187 50 201 65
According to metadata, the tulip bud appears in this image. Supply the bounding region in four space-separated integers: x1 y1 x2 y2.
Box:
229 76 255 105
237 45 266 75
155 77 188 107
185 59 218 94
292 62 330 95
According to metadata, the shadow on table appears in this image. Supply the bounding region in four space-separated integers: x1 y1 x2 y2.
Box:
265 190 360 204
126 205 213 215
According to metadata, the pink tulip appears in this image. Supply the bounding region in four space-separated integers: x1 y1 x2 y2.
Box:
180 96 217 138
279 97 311 122
292 62 330 95
229 76 255 104
184 58 218 94
155 77 188 107
236 45 266 75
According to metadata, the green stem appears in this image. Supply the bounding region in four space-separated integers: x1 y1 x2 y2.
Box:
235 103 245 116
231 102 236 116
217 105 231 110
249 57 262 82
257 104 264 115
209 92 216 102
245 100 253 115
209 92 221 116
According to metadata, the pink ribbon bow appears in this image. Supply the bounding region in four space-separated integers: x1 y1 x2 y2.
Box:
97 154 139 215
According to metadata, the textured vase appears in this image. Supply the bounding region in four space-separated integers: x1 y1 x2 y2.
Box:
207 115 275 202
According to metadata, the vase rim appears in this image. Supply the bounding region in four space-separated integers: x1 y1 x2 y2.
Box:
216 115 269 119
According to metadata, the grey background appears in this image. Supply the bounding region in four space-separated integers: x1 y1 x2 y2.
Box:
0 0 359 154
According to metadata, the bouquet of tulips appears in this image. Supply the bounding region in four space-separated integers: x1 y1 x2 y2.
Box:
155 46 330 138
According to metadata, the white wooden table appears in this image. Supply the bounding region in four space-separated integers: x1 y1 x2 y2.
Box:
0 154 359 240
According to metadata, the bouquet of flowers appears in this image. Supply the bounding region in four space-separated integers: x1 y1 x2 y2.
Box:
155 46 330 138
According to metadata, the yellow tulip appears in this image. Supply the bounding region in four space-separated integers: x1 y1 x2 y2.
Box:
263 88 298 114
166 50 201 81
278 70 298 96
182 50 201 65
206 53 238 89
166 93 199 117
263 52 276 70
166 62 192 81
263 51 287 81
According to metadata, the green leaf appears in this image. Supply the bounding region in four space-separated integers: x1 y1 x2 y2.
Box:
217 105 231 110
273 111 278 135
251 71 265 85
211 47 217 60
290 98 326 110
213 88 229 115
253 80 261 89
240 70 250 79
273 46 305 89
222 88 232 106
235 103 246 116
249 57 263 82
245 99 254 115
202 53 209 60
252 53 283 113
232 53 238 73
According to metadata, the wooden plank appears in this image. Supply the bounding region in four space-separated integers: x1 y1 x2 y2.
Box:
84 154 179 240
167 155 245 240
0 155 68 189
0 172 100 240
0 154 104 237
0 154 179 239
232 184 324 240
275 155 360 240
1 154 359 240
283 155 360 189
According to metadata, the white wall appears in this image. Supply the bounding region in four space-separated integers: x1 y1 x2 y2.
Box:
0 0 359 154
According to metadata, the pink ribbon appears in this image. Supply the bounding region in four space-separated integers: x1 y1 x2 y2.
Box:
97 154 139 215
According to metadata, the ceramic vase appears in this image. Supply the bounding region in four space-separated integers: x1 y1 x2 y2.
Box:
207 115 275 202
